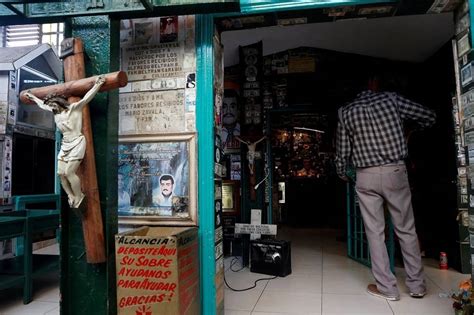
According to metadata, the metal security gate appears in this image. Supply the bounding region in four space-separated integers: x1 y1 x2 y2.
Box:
347 182 395 272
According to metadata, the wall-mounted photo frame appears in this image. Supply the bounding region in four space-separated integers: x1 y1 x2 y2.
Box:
456 14 470 36
222 180 240 216
461 61 474 87
118 133 197 226
457 33 471 58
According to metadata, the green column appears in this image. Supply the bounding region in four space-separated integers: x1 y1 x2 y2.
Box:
196 14 217 315
61 16 119 315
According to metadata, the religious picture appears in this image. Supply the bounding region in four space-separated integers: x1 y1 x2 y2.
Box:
230 154 241 180
214 36 224 127
118 133 197 226
134 21 154 45
160 16 178 43
461 62 474 87
221 89 241 151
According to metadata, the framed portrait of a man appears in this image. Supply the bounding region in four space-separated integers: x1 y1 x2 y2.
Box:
221 89 241 152
118 133 197 225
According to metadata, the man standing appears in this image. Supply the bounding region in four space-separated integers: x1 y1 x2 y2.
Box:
335 80 436 301
153 174 175 207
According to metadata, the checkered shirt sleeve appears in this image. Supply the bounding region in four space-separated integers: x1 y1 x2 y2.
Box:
335 112 351 177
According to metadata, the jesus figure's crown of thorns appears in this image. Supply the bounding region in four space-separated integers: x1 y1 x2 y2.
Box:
44 93 69 107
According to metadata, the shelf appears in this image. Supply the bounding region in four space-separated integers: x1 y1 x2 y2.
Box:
0 274 25 290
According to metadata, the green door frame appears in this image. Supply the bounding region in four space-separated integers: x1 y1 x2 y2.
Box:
196 14 217 315
197 1 395 313
239 0 396 14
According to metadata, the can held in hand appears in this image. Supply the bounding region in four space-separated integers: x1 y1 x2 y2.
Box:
439 252 448 270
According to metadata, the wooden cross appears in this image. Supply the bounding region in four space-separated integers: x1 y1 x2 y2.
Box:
235 135 266 175
20 38 128 264
235 135 266 201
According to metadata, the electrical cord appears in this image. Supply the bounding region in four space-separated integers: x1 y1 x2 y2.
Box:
224 257 277 292
229 257 245 272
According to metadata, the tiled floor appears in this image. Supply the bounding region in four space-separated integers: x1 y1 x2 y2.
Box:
224 227 468 315
0 229 468 315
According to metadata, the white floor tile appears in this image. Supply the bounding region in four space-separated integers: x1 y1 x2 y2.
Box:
225 269 271 292
423 264 469 293
1 301 58 315
254 291 321 314
322 265 373 295
225 289 263 311
393 268 443 297
225 310 251 315
387 293 453 314
252 312 320 315
322 252 365 268
292 253 323 266
266 274 322 294
33 244 59 255
322 293 393 314
44 307 59 315
290 262 323 276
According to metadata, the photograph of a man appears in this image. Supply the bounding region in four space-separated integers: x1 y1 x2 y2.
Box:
153 174 175 207
221 89 241 150
160 16 178 43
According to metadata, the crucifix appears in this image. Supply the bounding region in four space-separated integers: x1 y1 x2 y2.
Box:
236 135 266 201
20 38 128 263
24 76 106 210
235 135 266 175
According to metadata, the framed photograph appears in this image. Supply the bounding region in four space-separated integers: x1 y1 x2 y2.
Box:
358 5 393 15
118 133 197 226
160 16 178 43
455 14 470 36
222 180 240 215
134 21 154 45
465 116 474 132
457 33 471 58
461 62 474 87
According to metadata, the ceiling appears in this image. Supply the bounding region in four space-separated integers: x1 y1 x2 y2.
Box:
222 12 454 67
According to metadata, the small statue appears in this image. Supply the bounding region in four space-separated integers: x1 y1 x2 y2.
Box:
24 75 106 209
235 135 266 175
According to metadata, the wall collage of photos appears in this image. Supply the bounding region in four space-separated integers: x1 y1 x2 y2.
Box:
454 0 474 275
118 15 197 226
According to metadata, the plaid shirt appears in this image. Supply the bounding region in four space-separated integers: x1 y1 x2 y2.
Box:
335 90 436 177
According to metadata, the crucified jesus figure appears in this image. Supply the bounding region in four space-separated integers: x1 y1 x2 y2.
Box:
24 75 106 209
235 135 266 175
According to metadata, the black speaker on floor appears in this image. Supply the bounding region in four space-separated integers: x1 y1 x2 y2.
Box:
250 239 291 277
